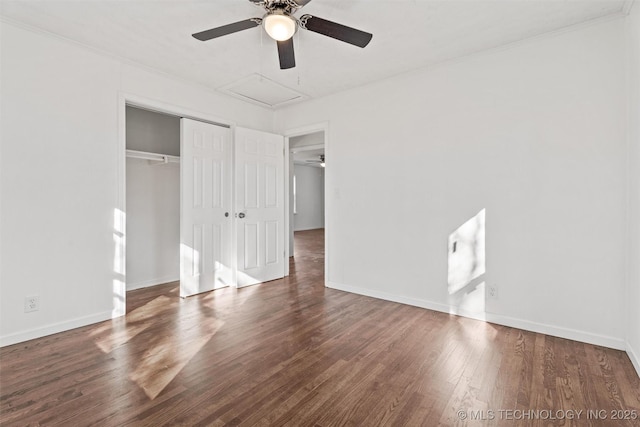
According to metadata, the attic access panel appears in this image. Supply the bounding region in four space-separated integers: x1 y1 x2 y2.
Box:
219 74 307 108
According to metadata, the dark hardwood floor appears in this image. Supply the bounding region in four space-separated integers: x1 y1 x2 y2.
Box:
1 228 639 426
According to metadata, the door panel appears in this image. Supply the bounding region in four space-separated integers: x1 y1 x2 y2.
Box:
235 127 285 287
265 220 278 264
244 223 259 269
244 163 259 208
180 119 232 297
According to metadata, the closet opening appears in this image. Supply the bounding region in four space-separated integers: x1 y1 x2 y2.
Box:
125 106 181 292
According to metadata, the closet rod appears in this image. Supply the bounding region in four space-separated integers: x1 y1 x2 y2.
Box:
126 149 180 164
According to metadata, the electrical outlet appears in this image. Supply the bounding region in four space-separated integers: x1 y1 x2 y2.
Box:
24 295 39 313
488 285 499 299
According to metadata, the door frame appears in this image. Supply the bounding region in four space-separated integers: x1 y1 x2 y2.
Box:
283 122 329 282
116 93 237 313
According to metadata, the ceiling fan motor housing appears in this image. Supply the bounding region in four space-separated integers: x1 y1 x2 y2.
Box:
254 0 303 15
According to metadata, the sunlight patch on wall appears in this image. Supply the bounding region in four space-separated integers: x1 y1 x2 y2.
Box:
447 209 486 318
448 209 485 294
456 281 486 316
113 208 126 317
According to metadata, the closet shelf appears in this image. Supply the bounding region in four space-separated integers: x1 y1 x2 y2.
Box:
126 149 180 164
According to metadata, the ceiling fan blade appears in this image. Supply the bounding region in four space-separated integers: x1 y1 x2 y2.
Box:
192 18 261 41
294 0 312 6
277 38 296 69
300 15 372 48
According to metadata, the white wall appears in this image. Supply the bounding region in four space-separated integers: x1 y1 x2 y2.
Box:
126 107 180 290
626 3 640 375
0 21 273 346
294 164 325 231
276 18 629 349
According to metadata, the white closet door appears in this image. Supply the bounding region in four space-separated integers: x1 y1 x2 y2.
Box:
180 118 232 297
235 127 285 287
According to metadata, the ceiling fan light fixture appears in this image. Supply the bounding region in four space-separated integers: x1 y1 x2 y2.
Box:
263 12 296 41
192 2 373 70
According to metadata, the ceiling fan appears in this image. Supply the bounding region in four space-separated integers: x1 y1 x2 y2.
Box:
192 0 373 70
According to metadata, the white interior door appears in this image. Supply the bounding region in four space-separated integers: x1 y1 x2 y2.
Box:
180 118 232 297
235 127 285 287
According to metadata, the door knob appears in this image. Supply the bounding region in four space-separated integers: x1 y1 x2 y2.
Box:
224 212 229 217
238 212 246 219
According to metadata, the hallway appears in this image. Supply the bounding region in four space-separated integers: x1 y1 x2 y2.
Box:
290 228 325 284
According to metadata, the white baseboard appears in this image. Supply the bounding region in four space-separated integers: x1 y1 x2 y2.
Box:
327 280 451 313
0 311 113 348
484 313 625 350
126 275 179 291
326 281 626 351
627 341 640 378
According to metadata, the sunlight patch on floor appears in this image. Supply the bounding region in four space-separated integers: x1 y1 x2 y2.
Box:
91 295 178 353
93 291 225 400
129 316 224 399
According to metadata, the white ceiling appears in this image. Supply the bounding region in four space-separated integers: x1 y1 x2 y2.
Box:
0 0 628 107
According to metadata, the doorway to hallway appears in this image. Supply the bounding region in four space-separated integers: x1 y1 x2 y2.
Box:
286 124 328 287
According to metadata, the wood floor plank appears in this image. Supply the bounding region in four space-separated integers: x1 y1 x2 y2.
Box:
1 228 639 426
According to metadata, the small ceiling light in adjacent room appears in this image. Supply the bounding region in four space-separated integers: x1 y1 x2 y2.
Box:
263 12 296 41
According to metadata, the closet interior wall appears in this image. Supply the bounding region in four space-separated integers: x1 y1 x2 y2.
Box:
126 106 180 290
